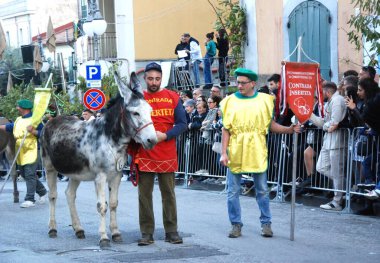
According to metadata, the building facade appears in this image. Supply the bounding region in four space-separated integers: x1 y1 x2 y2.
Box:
0 0 78 48
100 0 364 83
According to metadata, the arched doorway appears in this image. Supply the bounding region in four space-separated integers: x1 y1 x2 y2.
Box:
288 1 331 80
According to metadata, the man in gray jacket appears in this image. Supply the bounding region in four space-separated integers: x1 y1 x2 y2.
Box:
309 82 347 211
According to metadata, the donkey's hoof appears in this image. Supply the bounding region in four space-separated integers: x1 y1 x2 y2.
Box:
48 229 57 238
99 238 111 248
13 198 19 203
75 230 85 239
112 233 123 243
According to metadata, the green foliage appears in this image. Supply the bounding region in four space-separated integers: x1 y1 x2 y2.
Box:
101 70 119 99
0 84 35 121
52 92 84 116
0 47 24 72
213 0 247 72
0 47 27 96
347 0 380 67
77 76 87 92
0 61 121 119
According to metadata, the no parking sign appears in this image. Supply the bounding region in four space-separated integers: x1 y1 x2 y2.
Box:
83 88 106 111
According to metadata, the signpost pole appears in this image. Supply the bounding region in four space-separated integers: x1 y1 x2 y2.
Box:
290 36 302 241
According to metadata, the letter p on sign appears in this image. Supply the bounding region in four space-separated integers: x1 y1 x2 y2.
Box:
86 65 101 80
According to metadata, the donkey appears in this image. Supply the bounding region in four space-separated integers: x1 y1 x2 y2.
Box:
40 68 158 248
0 117 19 203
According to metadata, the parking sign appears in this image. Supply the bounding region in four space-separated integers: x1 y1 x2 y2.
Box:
86 65 102 88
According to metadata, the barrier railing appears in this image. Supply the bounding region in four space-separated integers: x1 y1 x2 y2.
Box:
175 127 379 213
270 128 351 208
346 127 379 211
177 129 227 186
170 56 240 91
87 32 117 61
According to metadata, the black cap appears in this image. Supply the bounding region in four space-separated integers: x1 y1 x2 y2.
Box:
145 62 162 73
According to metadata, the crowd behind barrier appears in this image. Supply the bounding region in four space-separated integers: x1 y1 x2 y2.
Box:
175 127 379 212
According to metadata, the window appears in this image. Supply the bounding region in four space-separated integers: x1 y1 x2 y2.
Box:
19 28 23 46
6 31 10 46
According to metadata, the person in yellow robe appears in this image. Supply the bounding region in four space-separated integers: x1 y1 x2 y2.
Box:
219 68 301 238
0 99 47 208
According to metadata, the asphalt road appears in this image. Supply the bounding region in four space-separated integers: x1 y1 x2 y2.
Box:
0 179 379 263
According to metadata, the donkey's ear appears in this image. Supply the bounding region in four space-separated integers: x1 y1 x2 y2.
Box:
129 72 143 95
113 70 132 102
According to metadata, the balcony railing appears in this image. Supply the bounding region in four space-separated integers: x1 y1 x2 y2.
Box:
87 32 117 61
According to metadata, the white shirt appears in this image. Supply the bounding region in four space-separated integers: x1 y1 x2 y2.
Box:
189 40 202 61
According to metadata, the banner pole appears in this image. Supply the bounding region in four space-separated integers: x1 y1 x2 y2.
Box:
290 36 303 241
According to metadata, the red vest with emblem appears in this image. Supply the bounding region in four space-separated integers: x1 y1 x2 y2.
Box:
136 89 179 173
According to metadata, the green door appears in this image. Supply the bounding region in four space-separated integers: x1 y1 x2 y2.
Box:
288 1 331 80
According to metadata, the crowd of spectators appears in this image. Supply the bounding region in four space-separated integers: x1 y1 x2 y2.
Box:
173 66 380 215
174 30 229 89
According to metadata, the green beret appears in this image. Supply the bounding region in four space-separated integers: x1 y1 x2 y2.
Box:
17 99 33 109
234 68 258 81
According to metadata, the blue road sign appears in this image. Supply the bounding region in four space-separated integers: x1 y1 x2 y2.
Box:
86 65 102 88
86 65 101 80
83 88 106 111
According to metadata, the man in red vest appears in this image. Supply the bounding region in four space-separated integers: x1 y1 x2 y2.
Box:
136 62 187 246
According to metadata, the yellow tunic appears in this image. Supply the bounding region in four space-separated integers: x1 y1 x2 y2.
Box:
13 116 38 165
220 92 274 174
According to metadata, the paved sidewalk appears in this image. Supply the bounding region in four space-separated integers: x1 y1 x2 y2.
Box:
0 180 379 263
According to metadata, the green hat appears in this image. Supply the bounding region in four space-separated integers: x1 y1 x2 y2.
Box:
17 99 33 109
234 68 258 81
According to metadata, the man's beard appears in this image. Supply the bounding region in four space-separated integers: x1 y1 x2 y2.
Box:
147 85 160 92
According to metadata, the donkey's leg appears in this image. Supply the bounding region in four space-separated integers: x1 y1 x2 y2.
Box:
65 179 85 239
94 173 110 248
5 148 19 203
11 166 19 203
45 165 58 238
109 174 122 243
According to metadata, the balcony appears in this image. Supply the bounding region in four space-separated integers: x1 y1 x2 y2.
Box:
86 32 117 61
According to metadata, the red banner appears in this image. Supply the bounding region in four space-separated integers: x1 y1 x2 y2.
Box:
279 62 322 124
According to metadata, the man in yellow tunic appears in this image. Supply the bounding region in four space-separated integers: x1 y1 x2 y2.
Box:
0 99 47 208
220 68 300 238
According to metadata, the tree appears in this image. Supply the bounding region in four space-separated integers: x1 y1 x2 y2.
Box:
0 47 24 95
208 0 247 72
347 0 380 68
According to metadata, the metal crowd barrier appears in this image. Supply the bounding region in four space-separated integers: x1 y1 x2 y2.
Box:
268 128 351 207
170 56 232 90
175 127 380 213
176 129 227 186
346 127 379 211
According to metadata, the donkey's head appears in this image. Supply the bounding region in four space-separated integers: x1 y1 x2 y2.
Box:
113 63 157 149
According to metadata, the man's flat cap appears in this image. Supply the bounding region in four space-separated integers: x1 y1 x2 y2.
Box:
17 99 33 109
234 68 258 81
